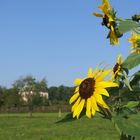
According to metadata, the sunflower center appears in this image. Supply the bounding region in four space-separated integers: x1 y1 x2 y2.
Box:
102 15 116 29
113 63 120 74
79 78 95 99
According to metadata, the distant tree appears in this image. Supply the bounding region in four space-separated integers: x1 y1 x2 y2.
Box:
36 78 49 106
4 88 21 108
0 86 7 107
57 85 67 101
35 78 48 92
48 86 74 104
65 86 75 102
13 75 49 117
20 76 37 117
48 86 59 104
12 77 25 91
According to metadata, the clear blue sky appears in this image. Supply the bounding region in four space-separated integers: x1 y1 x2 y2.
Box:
0 0 140 87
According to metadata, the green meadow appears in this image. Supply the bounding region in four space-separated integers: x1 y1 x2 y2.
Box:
0 113 120 140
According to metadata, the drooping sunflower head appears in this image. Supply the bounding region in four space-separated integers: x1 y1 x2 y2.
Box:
112 54 122 79
93 0 111 22
93 0 120 45
128 32 140 54
69 67 118 119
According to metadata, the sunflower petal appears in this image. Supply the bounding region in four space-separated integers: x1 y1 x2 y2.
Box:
91 108 96 116
86 98 92 118
74 86 79 93
76 99 85 119
96 81 118 88
102 0 110 10
117 54 122 64
93 66 99 77
128 32 137 43
73 99 85 119
95 94 109 109
96 70 111 81
95 88 109 97
93 12 103 17
74 78 82 85
109 29 119 45
91 96 99 111
98 2 110 14
72 97 81 112
69 92 79 104
88 67 93 78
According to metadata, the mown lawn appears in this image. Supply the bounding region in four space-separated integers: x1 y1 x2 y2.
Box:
0 113 119 140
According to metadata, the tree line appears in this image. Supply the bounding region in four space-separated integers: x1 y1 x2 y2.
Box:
0 75 74 110
0 73 139 114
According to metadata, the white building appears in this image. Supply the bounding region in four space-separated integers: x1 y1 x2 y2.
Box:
19 91 49 102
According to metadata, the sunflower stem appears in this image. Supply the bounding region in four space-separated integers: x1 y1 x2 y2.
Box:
111 117 122 136
99 107 122 136
100 108 122 136
115 17 124 22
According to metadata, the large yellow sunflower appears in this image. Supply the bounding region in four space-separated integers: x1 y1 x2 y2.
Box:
93 0 119 45
128 32 140 54
69 67 118 119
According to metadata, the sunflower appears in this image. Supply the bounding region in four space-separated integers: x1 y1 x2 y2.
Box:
69 67 118 119
109 27 119 45
111 54 122 80
93 0 119 45
128 32 140 54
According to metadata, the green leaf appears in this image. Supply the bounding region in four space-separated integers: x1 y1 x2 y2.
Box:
120 132 135 140
123 101 139 109
114 113 140 138
130 71 140 86
118 20 140 34
122 53 140 70
123 76 133 91
132 14 140 22
135 71 140 76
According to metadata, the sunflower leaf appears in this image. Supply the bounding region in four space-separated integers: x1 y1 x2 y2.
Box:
123 76 133 91
114 113 140 138
130 71 140 86
122 53 140 70
118 20 140 34
123 101 139 109
120 132 135 140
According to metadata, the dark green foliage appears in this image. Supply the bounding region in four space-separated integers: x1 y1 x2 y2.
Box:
130 71 140 86
0 86 21 108
122 53 140 70
118 20 140 34
132 14 140 22
114 113 140 139
0 86 7 107
55 112 75 123
120 132 135 140
48 85 74 104
0 76 74 110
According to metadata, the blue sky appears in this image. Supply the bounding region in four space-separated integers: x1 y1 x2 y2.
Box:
0 0 140 87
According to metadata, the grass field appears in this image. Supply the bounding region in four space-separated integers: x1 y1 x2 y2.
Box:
0 113 120 140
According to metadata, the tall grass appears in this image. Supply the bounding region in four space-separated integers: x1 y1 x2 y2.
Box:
0 113 119 140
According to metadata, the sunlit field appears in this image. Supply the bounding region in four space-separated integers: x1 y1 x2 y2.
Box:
0 113 120 140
